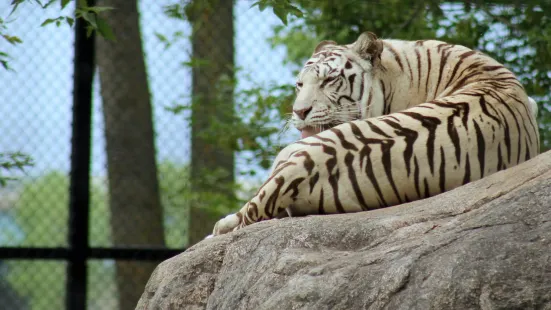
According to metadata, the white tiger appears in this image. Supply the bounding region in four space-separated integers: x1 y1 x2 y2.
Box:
212 32 540 236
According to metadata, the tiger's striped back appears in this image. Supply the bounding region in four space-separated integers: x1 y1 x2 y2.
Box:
212 32 539 235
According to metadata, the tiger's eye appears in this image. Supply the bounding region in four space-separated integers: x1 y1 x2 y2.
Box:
297 82 303 87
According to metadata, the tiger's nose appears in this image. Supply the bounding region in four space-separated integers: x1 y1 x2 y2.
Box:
294 107 312 120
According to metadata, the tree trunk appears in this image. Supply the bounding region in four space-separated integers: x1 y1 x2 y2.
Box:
95 1 165 309
188 0 236 245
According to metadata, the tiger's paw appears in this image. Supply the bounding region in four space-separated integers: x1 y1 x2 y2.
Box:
213 213 241 236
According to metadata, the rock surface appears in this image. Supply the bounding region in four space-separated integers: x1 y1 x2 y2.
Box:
136 151 551 310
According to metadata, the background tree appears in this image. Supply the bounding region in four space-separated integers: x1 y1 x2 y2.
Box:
95 0 165 308
185 0 237 244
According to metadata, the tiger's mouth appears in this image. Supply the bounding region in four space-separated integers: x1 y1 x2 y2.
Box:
300 124 332 139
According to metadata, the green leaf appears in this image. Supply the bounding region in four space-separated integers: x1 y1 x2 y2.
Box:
86 25 94 37
0 60 10 70
43 0 57 9
9 0 25 17
163 4 185 20
86 6 114 14
40 18 57 27
155 32 168 43
154 32 172 49
61 0 71 9
181 58 211 68
286 4 303 18
251 1 268 11
165 103 189 115
273 6 288 25
2 34 23 45
96 17 116 41
79 11 97 29
65 17 74 27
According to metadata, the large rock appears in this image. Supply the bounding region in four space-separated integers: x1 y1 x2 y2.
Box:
136 151 551 310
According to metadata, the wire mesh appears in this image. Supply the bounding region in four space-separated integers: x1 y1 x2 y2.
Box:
1 261 66 310
0 1 294 309
1 1 549 310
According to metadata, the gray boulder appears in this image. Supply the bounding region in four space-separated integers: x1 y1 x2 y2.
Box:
136 151 551 310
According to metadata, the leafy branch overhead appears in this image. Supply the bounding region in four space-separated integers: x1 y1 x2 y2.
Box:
251 0 303 25
263 0 551 151
2 0 116 71
0 18 23 70
37 0 116 40
0 152 34 187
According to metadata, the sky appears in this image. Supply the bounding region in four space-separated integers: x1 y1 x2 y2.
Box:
0 0 297 182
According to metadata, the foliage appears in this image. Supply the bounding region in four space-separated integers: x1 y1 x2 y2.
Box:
159 2 296 221
163 75 290 221
1 0 115 71
10 0 114 37
0 18 23 70
5 171 111 310
164 68 294 220
265 0 443 69
166 70 294 173
254 0 551 151
251 0 303 25
161 2 297 171
3 161 193 308
0 152 33 187
157 161 190 246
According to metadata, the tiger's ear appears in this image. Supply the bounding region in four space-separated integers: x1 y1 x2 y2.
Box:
313 40 337 54
353 32 383 64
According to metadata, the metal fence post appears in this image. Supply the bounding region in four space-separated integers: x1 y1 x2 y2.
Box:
67 4 96 309
0 2 189 309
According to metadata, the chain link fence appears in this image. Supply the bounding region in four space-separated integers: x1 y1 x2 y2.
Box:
0 1 296 309
2 1 550 309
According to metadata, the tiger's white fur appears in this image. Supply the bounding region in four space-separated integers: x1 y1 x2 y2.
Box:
212 32 540 236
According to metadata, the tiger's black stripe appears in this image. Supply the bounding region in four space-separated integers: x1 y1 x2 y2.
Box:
323 144 346 213
400 111 441 174
473 120 486 178
345 152 370 210
380 139 403 203
351 123 390 207
380 118 418 176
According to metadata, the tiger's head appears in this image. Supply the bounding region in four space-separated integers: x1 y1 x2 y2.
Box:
293 32 384 139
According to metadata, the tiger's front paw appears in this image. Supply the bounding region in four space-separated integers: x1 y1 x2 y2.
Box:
213 213 241 236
